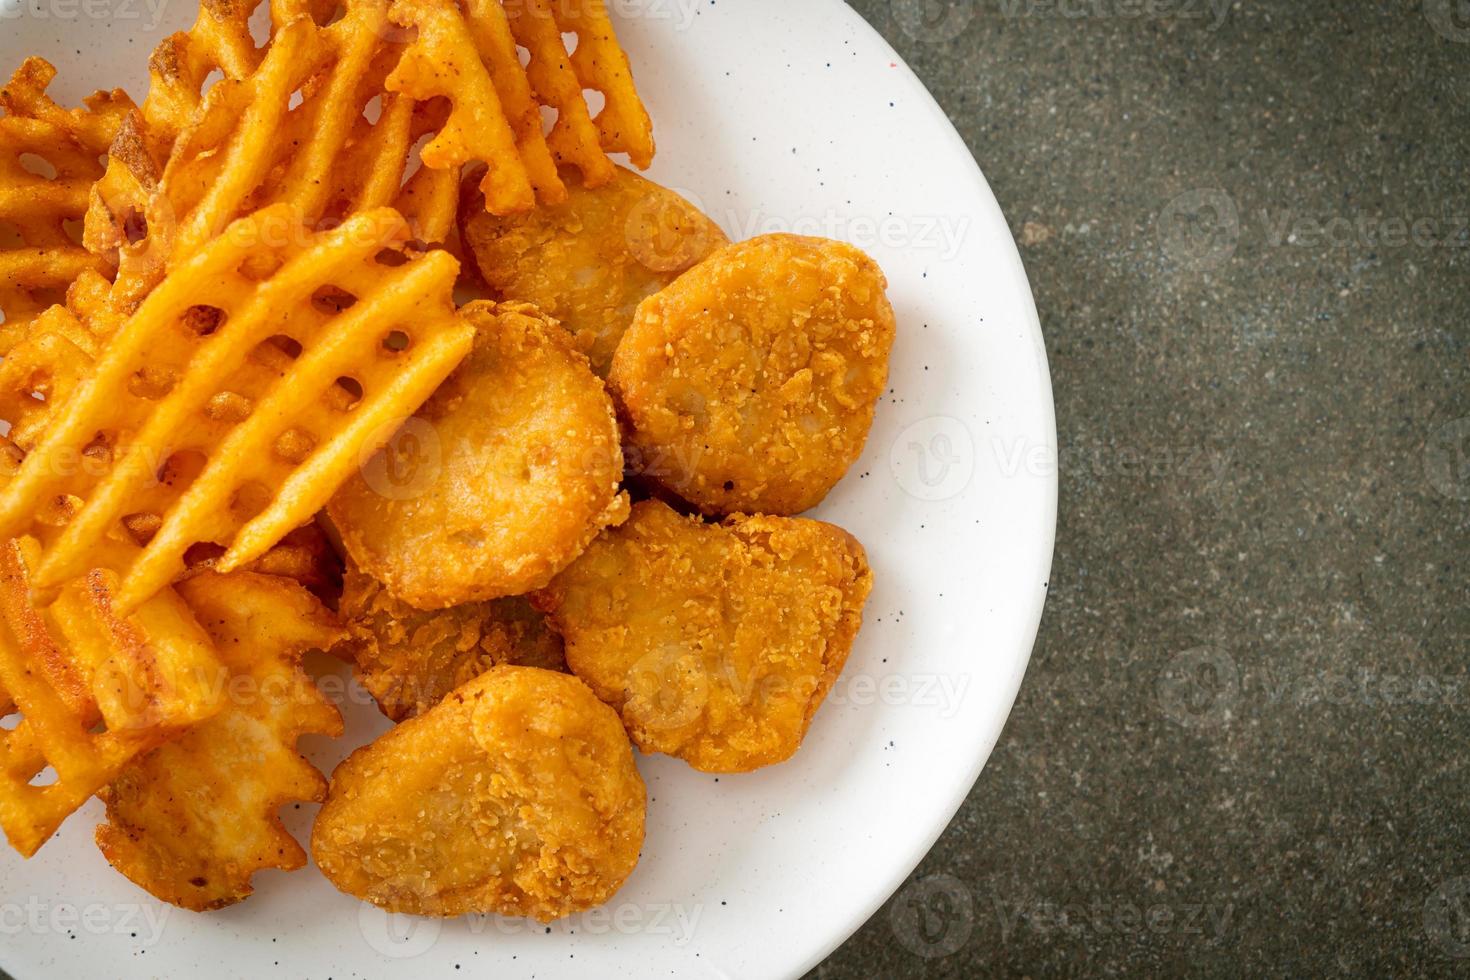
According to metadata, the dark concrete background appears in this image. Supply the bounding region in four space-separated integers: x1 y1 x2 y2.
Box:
815 1 1470 976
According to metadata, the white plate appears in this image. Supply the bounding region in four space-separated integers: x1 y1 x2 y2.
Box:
0 2 1056 976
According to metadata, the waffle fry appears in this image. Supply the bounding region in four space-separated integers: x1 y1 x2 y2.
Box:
502 0 654 177
0 205 474 614
142 0 266 153
0 302 99 452
96 570 344 911
0 58 132 353
0 537 223 857
390 0 655 215
141 0 339 153
81 112 163 324
389 0 537 215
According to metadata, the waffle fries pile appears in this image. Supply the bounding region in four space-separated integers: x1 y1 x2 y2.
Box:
0 0 652 908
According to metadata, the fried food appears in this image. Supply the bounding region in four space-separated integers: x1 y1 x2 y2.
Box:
533 499 872 773
96 571 344 911
0 58 131 353
388 0 538 214
0 298 101 452
0 537 223 857
461 164 728 374
501 0 654 178
329 300 628 610
140 0 340 150
390 0 653 215
181 523 344 604
86 0 653 327
0 205 474 614
335 561 565 721
312 666 645 920
609 234 896 515
88 0 461 318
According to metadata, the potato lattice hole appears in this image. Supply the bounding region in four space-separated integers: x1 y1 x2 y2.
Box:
156 449 208 491
121 207 148 244
311 285 357 315
183 541 227 569
81 432 114 471
38 493 81 527
18 153 57 180
128 365 178 401
122 511 163 546
332 377 364 412
267 335 303 360
181 305 226 337
230 481 273 522
273 427 316 464
239 252 284 282
204 391 254 424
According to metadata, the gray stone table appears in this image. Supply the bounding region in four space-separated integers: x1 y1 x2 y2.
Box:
815 1 1470 976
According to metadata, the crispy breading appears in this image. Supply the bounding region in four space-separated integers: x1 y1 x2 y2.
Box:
533 499 872 772
609 234 896 515
312 666 645 920
329 300 628 610
460 164 728 375
334 562 564 721
95 571 344 911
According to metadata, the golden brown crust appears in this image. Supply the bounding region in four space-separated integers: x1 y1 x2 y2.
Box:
533 499 873 772
609 234 896 516
334 562 565 721
460 164 728 375
312 666 645 920
329 299 629 610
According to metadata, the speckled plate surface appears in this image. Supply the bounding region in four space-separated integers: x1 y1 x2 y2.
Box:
0 1 1055 976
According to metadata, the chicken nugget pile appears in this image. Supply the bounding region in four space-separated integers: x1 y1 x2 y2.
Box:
1 0 897 926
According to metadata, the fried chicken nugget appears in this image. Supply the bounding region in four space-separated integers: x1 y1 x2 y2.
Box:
335 561 565 721
328 300 629 610
460 164 728 375
312 666 645 920
532 500 873 773
609 234 897 516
